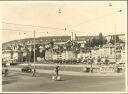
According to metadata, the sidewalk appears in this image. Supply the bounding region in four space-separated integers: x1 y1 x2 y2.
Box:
8 67 123 77
20 63 100 67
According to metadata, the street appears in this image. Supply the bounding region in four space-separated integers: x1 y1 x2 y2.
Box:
2 71 125 92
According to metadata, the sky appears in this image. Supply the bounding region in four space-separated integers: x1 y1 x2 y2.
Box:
1 1 127 43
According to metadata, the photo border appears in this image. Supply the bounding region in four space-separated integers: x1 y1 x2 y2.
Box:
0 0 127 93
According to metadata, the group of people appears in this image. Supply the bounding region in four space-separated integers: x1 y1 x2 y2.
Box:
3 63 60 81
31 63 60 78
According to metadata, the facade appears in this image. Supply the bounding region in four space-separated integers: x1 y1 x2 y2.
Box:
75 36 93 41
11 51 23 62
77 52 87 59
45 50 77 61
45 49 53 60
62 51 77 60
2 50 23 63
53 53 62 60
2 51 12 62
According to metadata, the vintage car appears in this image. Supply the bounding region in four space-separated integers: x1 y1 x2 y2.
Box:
21 66 32 73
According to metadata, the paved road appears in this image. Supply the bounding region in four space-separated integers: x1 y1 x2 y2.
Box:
8 67 124 76
2 72 125 92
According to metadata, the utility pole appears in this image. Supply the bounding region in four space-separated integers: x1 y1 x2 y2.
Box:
114 24 118 73
19 32 21 43
75 33 76 41
34 31 36 70
89 36 93 73
32 30 36 77
114 24 117 63
71 32 73 41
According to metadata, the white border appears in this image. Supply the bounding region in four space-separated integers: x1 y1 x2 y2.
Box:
124 2 128 93
0 2 2 92
1 91 127 94
0 1 127 93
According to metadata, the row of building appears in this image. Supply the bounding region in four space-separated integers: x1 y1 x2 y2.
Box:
2 34 125 64
2 42 125 65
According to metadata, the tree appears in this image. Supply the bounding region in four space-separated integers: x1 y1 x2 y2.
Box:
97 56 101 64
50 41 54 49
30 50 34 62
89 33 107 47
90 37 98 47
109 35 120 45
18 45 22 51
41 50 46 59
35 44 40 57
99 33 104 45
25 51 31 62
85 38 91 47
72 42 81 53
98 32 107 46
65 40 73 51
104 57 109 65
29 44 39 62
54 45 63 54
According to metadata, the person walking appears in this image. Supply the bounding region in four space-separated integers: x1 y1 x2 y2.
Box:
55 63 60 78
32 69 36 77
4 68 8 77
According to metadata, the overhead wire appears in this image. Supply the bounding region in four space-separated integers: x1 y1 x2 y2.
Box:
68 9 125 36
1 28 33 33
70 9 124 28
2 21 71 37
2 21 65 31
2 7 125 37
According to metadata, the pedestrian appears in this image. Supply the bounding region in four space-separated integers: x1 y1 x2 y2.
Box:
32 69 36 77
54 63 60 78
4 69 8 77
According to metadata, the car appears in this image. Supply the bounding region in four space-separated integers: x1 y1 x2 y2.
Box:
2 69 9 75
2 63 6 67
2 70 5 74
21 66 32 73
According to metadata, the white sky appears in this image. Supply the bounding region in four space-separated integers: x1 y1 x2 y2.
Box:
1 1 127 43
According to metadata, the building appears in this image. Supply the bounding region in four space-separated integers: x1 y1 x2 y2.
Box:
62 51 77 60
75 36 93 41
105 34 125 43
77 52 87 59
2 50 23 63
53 52 62 60
2 50 12 62
45 50 77 61
45 49 53 60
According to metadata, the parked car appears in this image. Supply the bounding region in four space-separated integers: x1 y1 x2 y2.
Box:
21 66 32 73
2 63 6 67
2 70 5 74
2 68 9 76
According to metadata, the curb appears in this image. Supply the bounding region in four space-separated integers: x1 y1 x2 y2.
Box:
8 68 124 77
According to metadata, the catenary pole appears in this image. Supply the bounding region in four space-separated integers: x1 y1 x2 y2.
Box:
34 30 36 74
